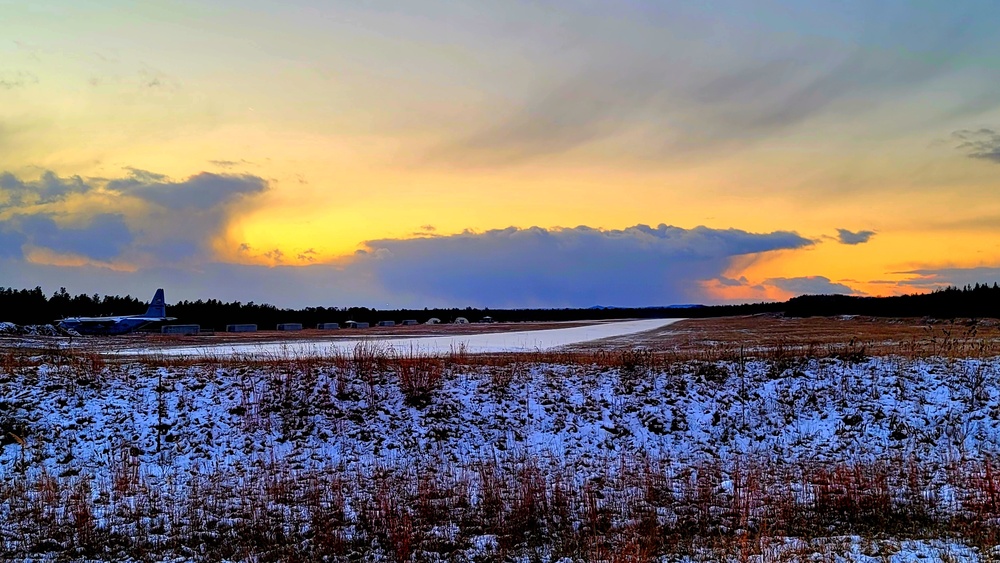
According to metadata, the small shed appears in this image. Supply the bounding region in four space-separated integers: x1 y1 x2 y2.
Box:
277 323 303 331
401 319 418 326
227 324 257 333
454 317 469 324
344 321 369 329
162 324 200 335
480 316 495 324
316 323 340 330
377 320 395 327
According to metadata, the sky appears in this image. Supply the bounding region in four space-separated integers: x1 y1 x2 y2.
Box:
3 0 1000 308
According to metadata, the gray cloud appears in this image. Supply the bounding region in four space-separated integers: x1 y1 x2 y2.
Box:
134 239 202 264
896 266 1000 289
709 274 859 300
136 67 180 92
12 41 43 62
0 213 828 307
714 276 751 288
0 222 815 308
361 224 813 307
1 169 267 213
0 169 269 264
425 2 999 167
953 128 1000 163
764 276 858 296
114 171 269 263
0 171 90 209
208 159 254 169
0 257 386 310
107 170 267 210
12 213 132 261
297 248 318 262
0 229 27 258
0 71 38 89
836 228 876 245
441 67 660 164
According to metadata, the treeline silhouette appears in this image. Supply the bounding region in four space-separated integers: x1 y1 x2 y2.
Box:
1 283 999 331
0 287 146 326
781 283 1000 318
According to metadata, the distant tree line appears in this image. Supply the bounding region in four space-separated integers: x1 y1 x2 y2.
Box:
2 283 1000 330
780 283 1000 318
163 301 693 331
0 287 145 326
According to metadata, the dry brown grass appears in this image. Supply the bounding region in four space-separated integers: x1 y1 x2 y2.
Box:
568 314 1000 359
7 314 1000 372
0 323 984 383
1 453 998 561
4 315 1000 560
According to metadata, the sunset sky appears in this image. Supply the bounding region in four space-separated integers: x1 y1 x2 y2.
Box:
3 0 1000 308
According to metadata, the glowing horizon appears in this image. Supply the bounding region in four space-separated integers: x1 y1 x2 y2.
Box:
3 1 1000 308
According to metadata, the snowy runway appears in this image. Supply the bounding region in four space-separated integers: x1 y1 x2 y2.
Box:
118 318 682 357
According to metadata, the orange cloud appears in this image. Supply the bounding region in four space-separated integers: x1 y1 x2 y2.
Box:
22 245 138 272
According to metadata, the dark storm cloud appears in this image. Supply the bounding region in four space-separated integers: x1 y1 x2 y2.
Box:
360 224 813 307
0 223 815 308
953 128 1000 163
107 170 269 262
0 219 823 308
836 228 876 245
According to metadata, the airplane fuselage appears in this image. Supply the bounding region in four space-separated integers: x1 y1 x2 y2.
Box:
58 316 170 335
56 288 176 335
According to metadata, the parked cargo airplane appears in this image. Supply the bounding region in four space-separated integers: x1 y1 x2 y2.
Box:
57 288 176 335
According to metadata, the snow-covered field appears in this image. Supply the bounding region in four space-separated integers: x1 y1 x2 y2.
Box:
3 344 1000 560
113 318 683 357
6 353 1000 483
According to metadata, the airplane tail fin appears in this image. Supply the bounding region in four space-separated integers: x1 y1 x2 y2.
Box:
145 288 167 318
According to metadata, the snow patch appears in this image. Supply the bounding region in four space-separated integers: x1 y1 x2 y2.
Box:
115 318 682 357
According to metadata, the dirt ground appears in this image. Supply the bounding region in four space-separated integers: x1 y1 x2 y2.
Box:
570 313 1000 357
7 314 1000 357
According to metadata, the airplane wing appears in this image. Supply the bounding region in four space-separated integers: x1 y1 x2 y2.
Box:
64 316 126 325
